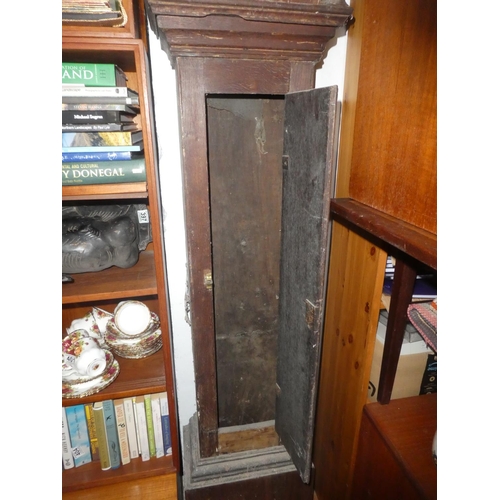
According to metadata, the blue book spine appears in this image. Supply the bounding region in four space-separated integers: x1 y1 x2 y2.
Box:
159 393 172 455
66 405 92 467
62 151 133 162
102 400 121 469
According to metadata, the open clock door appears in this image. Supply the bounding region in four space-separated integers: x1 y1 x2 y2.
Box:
276 85 339 484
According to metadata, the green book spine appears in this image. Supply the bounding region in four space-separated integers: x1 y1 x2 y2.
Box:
62 158 146 186
93 402 111 471
144 394 156 458
62 62 126 87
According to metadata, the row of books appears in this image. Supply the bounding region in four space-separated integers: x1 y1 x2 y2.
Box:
62 61 147 186
62 392 172 471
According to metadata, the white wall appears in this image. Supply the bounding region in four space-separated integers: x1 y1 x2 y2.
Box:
147 23 350 449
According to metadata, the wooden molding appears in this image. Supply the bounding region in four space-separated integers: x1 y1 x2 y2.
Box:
146 0 352 64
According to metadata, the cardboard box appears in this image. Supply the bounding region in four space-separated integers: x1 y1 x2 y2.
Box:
368 314 436 402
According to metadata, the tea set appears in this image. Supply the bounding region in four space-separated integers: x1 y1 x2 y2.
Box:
62 301 162 399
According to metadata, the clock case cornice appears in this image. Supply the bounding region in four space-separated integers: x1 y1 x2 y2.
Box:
146 0 353 65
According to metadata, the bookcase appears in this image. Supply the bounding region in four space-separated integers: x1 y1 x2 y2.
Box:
61 3 179 497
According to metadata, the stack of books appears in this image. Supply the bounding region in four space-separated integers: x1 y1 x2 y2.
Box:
62 392 173 471
62 61 147 186
382 255 437 302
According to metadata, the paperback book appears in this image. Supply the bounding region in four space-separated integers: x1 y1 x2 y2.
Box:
62 109 137 124
113 399 131 465
134 396 150 461
62 122 139 132
62 85 139 100
123 398 140 459
144 394 157 458
62 103 139 112
93 402 111 470
62 130 143 147
159 392 172 455
62 94 139 106
151 393 165 458
62 62 127 87
62 158 146 185
62 407 75 470
84 403 100 461
62 151 135 162
102 400 121 469
66 405 92 467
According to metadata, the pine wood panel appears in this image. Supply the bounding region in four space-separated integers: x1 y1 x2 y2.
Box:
312 222 386 500
346 0 437 233
63 471 178 499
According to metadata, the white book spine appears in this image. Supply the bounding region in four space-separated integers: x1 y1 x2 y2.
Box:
62 408 75 470
135 399 150 461
61 85 129 97
123 398 139 459
132 397 141 456
151 395 165 458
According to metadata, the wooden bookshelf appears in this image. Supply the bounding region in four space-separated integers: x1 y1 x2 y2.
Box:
62 3 179 495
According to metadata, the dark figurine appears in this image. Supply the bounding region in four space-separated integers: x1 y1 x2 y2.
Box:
62 204 152 280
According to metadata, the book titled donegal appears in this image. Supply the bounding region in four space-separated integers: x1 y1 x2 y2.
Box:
62 131 143 153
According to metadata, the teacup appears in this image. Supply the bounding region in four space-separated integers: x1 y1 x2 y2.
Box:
92 306 114 334
62 329 107 378
67 311 101 340
114 300 151 336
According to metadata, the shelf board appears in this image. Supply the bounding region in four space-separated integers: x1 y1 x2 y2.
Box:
62 182 148 201
330 198 437 270
63 250 157 304
62 453 175 493
62 349 166 406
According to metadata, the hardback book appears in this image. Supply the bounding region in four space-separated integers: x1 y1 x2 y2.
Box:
62 407 75 470
92 402 111 470
144 394 157 458
62 109 137 125
62 94 140 106
62 85 139 100
62 122 139 132
62 158 146 186
66 405 92 467
84 403 100 461
150 393 165 458
62 102 139 113
62 62 127 87
113 399 131 465
102 400 121 469
134 396 150 461
62 150 135 162
62 130 143 147
123 397 140 460
159 392 173 455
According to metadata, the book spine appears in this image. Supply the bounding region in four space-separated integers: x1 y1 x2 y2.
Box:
144 394 157 458
93 402 111 470
62 85 131 98
134 396 150 461
62 63 126 87
151 394 165 458
62 158 146 186
123 398 139 460
132 397 142 456
113 400 131 465
62 151 133 162
62 110 135 124
159 392 172 455
62 103 138 111
62 408 75 470
62 144 143 153
84 403 100 461
102 400 121 469
62 123 136 132
62 131 140 147
66 405 92 467
62 95 139 105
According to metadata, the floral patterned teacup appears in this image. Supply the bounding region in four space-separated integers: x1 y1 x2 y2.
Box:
92 306 114 335
67 311 101 340
62 329 107 378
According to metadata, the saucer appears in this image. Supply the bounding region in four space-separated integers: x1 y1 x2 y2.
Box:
62 351 120 399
